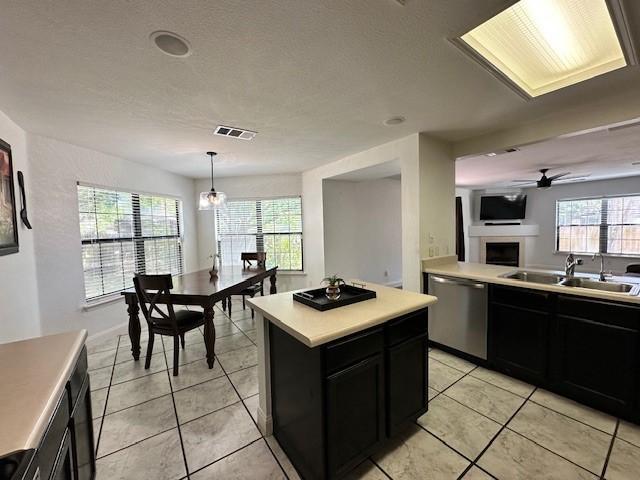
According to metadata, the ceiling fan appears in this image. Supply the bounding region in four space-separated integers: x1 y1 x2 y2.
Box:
511 168 589 189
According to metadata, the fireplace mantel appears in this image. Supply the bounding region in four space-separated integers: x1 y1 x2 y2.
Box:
469 224 539 237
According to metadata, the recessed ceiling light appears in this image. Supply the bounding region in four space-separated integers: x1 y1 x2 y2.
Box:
453 0 631 98
384 116 406 126
150 31 192 58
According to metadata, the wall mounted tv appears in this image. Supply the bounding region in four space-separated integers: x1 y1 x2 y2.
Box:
480 195 527 220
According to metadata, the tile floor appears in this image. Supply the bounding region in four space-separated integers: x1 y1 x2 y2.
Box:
88 302 640 480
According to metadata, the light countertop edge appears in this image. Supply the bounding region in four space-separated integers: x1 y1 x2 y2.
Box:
248 282 437 348
0 330 88 455
422 262 640 305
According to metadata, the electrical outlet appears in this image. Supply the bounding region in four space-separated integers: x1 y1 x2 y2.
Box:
384 270 389 277
428 247 434 257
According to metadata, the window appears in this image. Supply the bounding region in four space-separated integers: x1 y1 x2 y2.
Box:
556 195 640 255
77 184 183 301
216 197 303 270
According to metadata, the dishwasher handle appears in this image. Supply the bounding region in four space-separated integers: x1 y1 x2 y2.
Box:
430 275 486 289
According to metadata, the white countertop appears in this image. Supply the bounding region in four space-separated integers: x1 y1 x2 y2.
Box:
248 282 437 347
0 330 87 454
422 261 640 304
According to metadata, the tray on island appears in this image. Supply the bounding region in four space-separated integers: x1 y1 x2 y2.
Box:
293 284 377 311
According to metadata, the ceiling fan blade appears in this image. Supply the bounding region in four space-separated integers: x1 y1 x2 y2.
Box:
554 175 590 183
511 179 537 183
548 172 570 180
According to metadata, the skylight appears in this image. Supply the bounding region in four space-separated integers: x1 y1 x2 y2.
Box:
458 0 627 98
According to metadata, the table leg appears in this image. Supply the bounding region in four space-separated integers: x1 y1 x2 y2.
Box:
126 297 141 361
203 305 216 369
269 273 277 294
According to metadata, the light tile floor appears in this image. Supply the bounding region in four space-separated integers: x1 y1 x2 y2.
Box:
88 303 640 480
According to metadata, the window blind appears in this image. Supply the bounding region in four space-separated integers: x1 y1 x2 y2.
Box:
77 184 184 301
215 196 303 270
556 195 640 255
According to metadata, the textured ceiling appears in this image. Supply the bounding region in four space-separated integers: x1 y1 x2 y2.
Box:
456 120 640 189
1 1 640 178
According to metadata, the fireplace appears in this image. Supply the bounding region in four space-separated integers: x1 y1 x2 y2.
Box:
485 242 520 267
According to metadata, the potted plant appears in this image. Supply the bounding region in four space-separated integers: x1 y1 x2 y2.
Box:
322 274 345 300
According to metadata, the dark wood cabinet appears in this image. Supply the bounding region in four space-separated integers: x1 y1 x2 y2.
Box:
386 334 428 435
270 308 428 480
551 296 640 418
487 284 640 422
488 286 551 384
33 346 95 480
326 354 385 478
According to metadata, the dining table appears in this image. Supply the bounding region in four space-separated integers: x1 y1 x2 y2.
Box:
121 265 278 368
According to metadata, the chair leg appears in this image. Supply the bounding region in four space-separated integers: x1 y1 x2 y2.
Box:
227 298 232 316
145 333 154 369
242 295 246 310
250 293 255 319
180 333 185 349
173 336 179 376
260 281 264 296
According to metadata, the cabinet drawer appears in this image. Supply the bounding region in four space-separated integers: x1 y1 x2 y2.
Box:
386 309 428 347
68 347 88 409
38 392 70 480
325 328 383 375
490 285 551 312
557 296 640 330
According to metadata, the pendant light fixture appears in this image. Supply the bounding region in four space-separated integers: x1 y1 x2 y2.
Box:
199 151 227 210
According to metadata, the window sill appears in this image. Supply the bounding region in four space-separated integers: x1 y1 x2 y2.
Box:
277 271 306 276
554 251 640 259
82 293 124 311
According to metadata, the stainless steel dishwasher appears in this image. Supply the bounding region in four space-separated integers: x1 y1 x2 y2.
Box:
428 275 488 360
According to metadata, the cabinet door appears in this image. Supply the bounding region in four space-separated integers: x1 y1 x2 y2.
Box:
553 314 638 416
488 303 550 384
69 375 96 480
387 334 428 436
326 354 384 479
50 429 74 480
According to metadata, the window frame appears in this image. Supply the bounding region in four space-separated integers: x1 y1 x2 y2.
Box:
215 195 304 272
555 193 640 257
77 182 185 302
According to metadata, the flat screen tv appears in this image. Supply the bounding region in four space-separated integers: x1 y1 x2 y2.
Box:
480 195 527 220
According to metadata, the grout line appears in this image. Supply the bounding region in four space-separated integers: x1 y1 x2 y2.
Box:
454 387 537 480
186 437 265 478
526 397 618 436
94 334 121 457
368 458 394 480
161 333 191 480
503 426 602 477
600 419 620 479
214 342 291 480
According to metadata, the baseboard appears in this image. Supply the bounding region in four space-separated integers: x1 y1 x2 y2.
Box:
86 321 129 345
257 407 273 436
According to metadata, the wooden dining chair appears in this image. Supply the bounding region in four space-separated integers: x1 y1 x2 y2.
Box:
225 252 266 319
133 273 207 376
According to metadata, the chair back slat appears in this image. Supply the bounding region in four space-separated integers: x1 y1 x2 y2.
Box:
241 251 267 269
133 274 179 332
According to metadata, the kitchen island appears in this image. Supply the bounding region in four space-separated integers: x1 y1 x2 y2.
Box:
248 282 437 480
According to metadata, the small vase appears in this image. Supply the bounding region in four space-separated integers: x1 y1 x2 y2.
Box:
325 284 341 300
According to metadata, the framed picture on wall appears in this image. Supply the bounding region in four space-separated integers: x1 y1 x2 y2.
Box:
0 138 18 256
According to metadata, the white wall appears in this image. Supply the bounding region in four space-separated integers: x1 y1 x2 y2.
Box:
522 177 640 274
28 134 199 337
303 133 454 292
323 178 402 285
195 174 302 269
456 187 472 261
0 110 41 343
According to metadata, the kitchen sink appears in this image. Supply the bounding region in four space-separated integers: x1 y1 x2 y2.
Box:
501 271 565 285
560 277 640 294
501 270 640 295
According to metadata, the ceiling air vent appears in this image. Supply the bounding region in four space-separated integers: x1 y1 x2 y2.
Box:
485 147 520 157
214 125 257 141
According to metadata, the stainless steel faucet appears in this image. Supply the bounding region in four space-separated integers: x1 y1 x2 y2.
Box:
565 253 583 277
592 252 606 281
